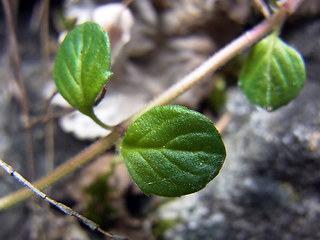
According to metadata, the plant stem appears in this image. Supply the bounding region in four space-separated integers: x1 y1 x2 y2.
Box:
0 0 304 209
90 111 114 130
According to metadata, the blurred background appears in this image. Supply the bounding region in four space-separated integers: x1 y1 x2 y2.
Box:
0 0 320 239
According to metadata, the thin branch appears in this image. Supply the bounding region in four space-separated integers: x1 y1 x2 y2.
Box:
0 159 127 240
28 108 74 127
27 90 74 127
215 113 232 134
39 0 50 66
2 0 35 180
280 0 304 14
253 0 271 18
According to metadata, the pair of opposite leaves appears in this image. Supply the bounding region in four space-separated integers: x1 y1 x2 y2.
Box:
53 22 305 197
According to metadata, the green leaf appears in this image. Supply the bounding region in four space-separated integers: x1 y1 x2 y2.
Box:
121 105 226 197
268 0 278 6
239 34 306 111
53 22 113 119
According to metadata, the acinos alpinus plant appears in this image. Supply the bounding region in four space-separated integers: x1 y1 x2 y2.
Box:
0 0 306 239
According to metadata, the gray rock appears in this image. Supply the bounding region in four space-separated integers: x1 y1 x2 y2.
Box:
159 80 320 240
157 19 320 240
157 18 320 238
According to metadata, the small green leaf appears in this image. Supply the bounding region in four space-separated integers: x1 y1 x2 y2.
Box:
121 105 226 197
239 34 306 111
53 22 113 119
268 0 278 6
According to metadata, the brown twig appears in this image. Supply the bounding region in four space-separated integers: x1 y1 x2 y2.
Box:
253 0 271 18
27 90 73 127
2 0 35 181
280 0 304 14
215 113 232 134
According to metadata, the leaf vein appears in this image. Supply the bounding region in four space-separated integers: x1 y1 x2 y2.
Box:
282 46 300 79
134 115 181 145
62 59 80 88
136 151 180 187
164 132 212 147
159 150 204 177
272 56 288 87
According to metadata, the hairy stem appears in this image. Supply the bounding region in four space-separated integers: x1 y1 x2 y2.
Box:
90 111 114 130
0 0 303 209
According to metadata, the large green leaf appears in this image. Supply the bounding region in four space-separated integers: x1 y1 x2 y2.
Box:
239 34 306 111
121 105 226 197
53 22 113 118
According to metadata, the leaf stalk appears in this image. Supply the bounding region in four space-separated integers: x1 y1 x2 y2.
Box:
89 111 114 130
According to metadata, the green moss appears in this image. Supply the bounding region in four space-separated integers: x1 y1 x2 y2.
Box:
152 218 181 240
208 76 227 114
85 159 120 230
